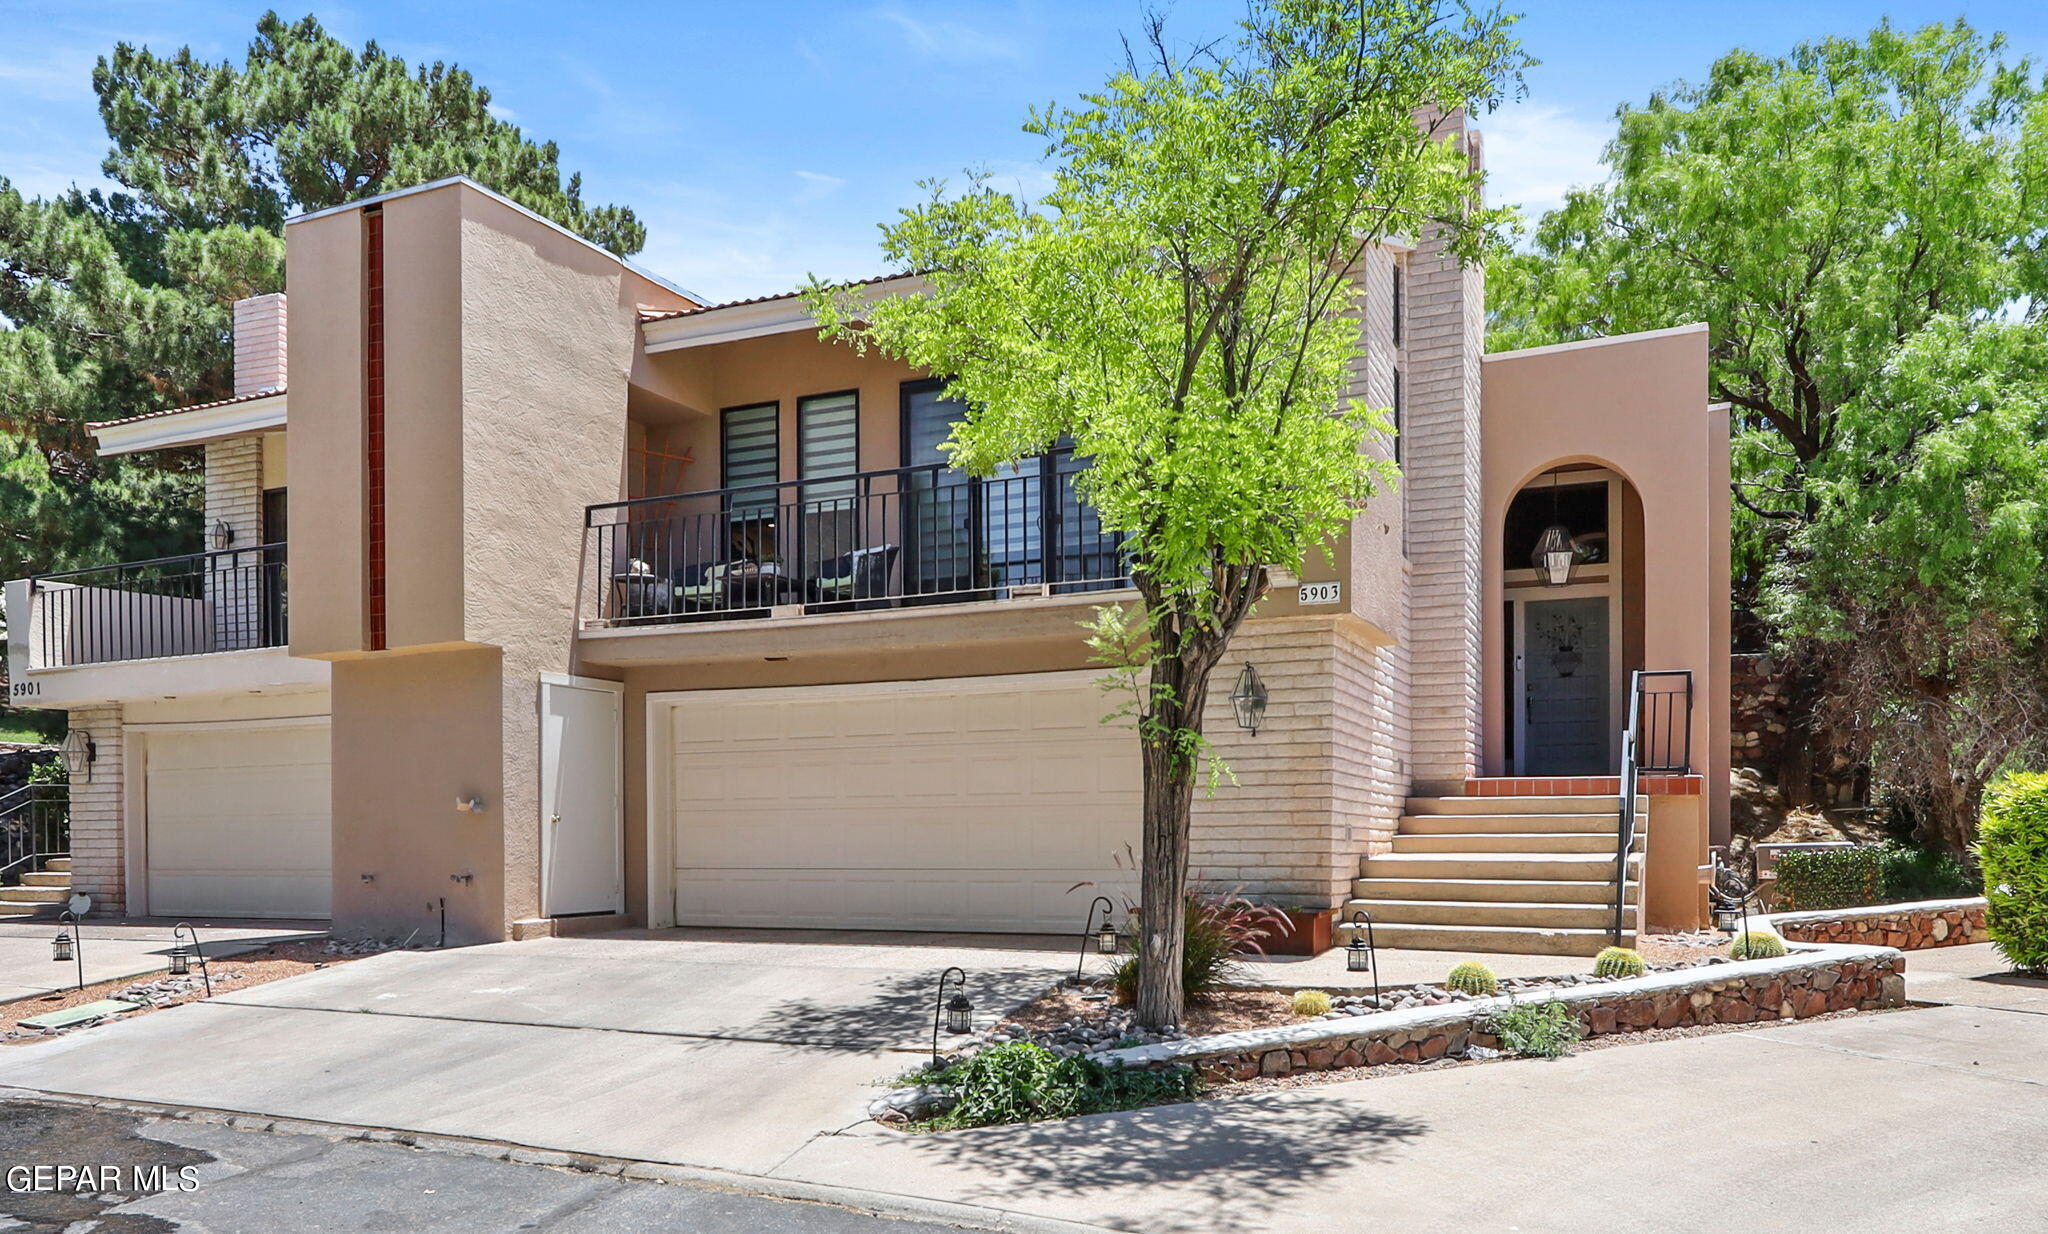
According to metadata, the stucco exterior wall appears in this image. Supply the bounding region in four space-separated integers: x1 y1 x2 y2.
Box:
1480 325 1731 840
285 207 367 658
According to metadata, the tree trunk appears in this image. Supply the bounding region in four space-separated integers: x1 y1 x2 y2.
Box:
1133 640 1223 1030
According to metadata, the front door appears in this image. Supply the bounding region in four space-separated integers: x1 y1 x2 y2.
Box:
540 676 624 916
1518 596 1610 775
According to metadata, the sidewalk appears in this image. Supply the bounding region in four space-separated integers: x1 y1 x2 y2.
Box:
0 919 322 1005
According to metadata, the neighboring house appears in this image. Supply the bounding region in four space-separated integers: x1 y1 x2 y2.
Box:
1 118 1730 954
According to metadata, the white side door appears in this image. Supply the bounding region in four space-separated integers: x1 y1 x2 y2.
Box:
540 675 624 916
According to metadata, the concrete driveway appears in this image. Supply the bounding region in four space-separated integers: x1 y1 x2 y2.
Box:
0 928 1079 1175
0 919 324 1004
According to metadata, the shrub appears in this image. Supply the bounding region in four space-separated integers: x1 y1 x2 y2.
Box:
1291 989 1333 1016
1774 846 1884 910
1113 891 1285 1003
1978 772 2048 973
918 1041 1200 1128
26 757 65 786
1730 930 1788 960
1876 841 1978 902
1592 947 1646 979
1445 962 1499 996
1487 1000 1580 1058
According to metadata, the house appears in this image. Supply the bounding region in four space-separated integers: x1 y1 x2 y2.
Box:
1 118 1729 954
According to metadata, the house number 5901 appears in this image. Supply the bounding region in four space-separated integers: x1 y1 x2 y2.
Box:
9 680 40 698
1298 581 1342 605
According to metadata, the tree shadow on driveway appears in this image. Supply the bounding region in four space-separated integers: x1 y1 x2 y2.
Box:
903 1091 1428 1233
731 965 1066 1050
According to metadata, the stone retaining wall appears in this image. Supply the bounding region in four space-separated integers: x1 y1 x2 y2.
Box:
1768 898 1986 951
1101 944 1906 1084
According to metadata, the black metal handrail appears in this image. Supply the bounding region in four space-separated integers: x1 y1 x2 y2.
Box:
1614 669 1695 943
0 784 68 886
583 452 1128 626
28 543 288 668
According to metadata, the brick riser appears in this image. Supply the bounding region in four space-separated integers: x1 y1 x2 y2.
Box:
1342 795 1640 957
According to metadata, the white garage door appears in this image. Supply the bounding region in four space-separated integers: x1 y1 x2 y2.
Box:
145 724 333 919
665 672 1141 932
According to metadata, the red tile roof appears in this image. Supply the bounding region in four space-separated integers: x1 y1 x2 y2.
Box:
90 387 285 432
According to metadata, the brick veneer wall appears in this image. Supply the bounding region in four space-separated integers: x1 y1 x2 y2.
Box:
63 702 125 915
1772 901 1987 950
203 435 267 650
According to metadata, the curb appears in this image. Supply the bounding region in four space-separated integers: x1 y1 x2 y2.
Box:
0 1085 1113 1234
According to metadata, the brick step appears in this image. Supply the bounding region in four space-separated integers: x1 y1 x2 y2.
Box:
1392 831 1633 855
1335 920 1630 957
1352 877 1618 904
1339 898 1618 929
1360 851 1636 882
19 871 70 888
1398 812 1621 835
1405 795 1619 816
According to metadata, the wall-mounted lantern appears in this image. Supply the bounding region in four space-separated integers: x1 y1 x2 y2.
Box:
59 730 95 781
1531 470 1576 587
1230 663 1269 735
209 519 236 551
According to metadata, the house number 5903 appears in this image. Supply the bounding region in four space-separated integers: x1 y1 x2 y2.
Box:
1298 581 1342 605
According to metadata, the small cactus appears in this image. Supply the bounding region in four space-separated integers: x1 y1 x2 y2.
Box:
1291 989 1333 1016
1731 930 1788 960
1445 961 1499 996
1593 946 1647 979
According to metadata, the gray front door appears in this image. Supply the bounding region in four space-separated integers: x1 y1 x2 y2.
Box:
1521 596 1610 775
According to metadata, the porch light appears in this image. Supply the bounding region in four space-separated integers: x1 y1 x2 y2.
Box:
209 518 236 550
1230 663 1269 735
1344 910 1380 1005
58 730 95 780
1531 470 1576 587
931 966 971 1066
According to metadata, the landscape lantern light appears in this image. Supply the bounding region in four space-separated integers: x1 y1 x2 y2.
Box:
1071 896 1118 986
169 941 191 975
945 991 974 1036
1230 663 1269 735
51 929 74 963
1530 471 1576 587
172 922 211 995
931 966 970 1067
54 910 84 991
1096 917 1120 956
1344 910 1381 1005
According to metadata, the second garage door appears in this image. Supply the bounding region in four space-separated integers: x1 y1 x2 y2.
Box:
664 672 1141 933
145 723 333 919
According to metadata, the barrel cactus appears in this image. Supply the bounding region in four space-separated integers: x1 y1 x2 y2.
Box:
1445 961 1499 996
1731 930 1788 960
1291 989 1333 1016
1592 946 1647 979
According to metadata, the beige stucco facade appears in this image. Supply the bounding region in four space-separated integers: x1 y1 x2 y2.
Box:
7 163 1729 948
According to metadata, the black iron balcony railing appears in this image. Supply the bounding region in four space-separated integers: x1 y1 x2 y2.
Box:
583 453 1129 626
28 544 288 668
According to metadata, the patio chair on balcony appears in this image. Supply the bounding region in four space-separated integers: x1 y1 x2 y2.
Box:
673 561 730 611
808 544 899 606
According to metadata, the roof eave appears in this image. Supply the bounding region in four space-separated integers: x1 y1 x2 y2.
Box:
90 391 289 456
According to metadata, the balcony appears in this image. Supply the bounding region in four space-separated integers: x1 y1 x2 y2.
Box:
582 453 1129 628
20 545 288 669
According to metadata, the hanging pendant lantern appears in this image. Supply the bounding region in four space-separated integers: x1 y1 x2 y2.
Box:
1530 470 1577 587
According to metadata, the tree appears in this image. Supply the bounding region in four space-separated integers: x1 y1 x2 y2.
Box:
1772 317 2048 851
1486 18 2048 805
810 0 1528 1027
0 11 643 581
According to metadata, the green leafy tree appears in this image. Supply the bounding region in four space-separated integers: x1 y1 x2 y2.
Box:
0 11 643 581
811 0 1528 1027
1487 18 2048 803
1772 317 2048 850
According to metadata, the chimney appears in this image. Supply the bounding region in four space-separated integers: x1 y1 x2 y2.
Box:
232 293 288 397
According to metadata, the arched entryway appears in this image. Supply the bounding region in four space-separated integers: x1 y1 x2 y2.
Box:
1500 462 1646 775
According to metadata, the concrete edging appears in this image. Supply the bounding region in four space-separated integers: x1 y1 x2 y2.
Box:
1096 939 1906 1077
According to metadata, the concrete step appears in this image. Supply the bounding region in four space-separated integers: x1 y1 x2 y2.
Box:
1353 876 1619 904
0 898 60 919
1339 898 1619 929
1 884 69 903
19 871 70 888
1398 811 1621 835
1405 795 1618 816
43 857 71 873
1334 920 1631 956
1360 852 1636 882
1392 831 1625 855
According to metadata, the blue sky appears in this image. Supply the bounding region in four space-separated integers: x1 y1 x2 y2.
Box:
2 1 2044 302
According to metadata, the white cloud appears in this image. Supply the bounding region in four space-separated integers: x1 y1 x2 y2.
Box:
487 102 518 123
870 3 1026 63
793 169 847 201
1479 102 1613 223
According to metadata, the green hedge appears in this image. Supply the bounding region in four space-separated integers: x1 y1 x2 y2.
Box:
1774 847 1884 910
1978 773 2048 973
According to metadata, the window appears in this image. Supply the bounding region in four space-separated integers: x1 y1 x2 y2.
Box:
1392 262 1405 347
797 391 859 501
720 403 779 510
1391 369 1403 466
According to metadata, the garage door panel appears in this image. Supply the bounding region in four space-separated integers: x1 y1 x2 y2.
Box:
146 725 333 920
667 674 1140 932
